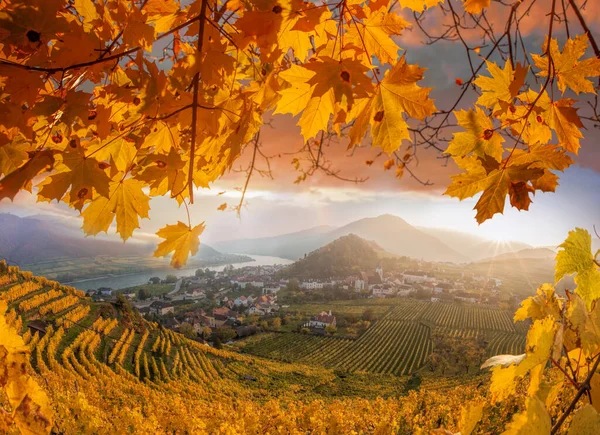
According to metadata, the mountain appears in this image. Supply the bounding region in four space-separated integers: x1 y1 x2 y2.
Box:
214 215 469 263
212 225 335 260
0 213 152 265
283 234 389 279
324 215 469 263
478 247 557 262
0 213 233 266
420 227 531 261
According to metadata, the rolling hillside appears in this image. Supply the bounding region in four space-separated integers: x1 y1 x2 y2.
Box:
214 215 478 263
282 234 394 278
0 261 491 433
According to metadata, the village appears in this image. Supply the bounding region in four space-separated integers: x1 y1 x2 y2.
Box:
84 259 512 346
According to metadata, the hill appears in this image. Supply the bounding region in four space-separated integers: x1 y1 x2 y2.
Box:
478 247 557 262
282 234 392 278
325 215 469 263
212 225 335 260
0 261 497 434
420 227 531 261
0 213 151 265
214 215 476 263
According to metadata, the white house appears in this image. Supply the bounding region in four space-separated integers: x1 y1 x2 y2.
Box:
308 311 336 328
403 271 434 283
234 296 249 306
300 280 326 290
372 285 396 298
248 305 266 316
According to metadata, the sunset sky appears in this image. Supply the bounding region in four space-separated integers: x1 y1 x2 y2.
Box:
1 0 600 249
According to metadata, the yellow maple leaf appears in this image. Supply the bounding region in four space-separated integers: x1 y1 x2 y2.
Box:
81 178 151 241
446 108 505 162
501 397 551 434
533 35 600 94
154 221 205 268
400 0 443 13
474 60 528 109
37 149 110 211
555 228 600 309
345 10 410 65
459 402 484 435
569 405 600 434
349 55 435 152
463 0 490 14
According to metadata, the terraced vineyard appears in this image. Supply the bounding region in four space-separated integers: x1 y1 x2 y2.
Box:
242 299 527 375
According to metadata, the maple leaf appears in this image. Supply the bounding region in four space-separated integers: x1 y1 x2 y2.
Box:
0 151 55 201
473 165 543 223
345 10 410 65
154 221 205 268
463 0 490 14
446 108 505 162
400 0 444 13
37 148 110 211
81 178 151 241
474 60 528 109
501 397 551 434
569 405 600 434
555 228 600 309
349 55 435 152
533 35 600 94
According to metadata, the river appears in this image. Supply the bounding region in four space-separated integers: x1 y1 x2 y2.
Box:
65 254 293 291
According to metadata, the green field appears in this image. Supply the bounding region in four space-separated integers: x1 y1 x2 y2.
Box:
241 299 527 375
117 283 175 298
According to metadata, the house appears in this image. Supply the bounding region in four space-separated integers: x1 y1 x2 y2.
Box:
403 271 433 283
354 272 369 291
431 297 441 303
149 301 175 316
372 284 395 298
308 311 336 329
212 307 238 321
454 291 477 303
248 305 266 316
234 296 249 306
396 284 415 297
97 287 113 296
434 282 453 294
300 280 326 290
263 285 280 295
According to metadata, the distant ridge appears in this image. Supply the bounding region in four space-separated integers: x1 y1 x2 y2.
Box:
0 213 229 266
283 234 393 279
213 214 503 263
478 247 557 263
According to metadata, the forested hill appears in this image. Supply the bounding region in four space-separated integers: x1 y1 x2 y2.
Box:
282 234 391 279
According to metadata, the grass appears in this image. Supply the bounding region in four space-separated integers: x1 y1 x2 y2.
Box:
117 283 175 298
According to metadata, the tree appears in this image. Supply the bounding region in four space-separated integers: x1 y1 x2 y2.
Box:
0 0 597 274
214 327 236 343
138 288 150 301
201 326 212 340
361 308 374 322
178 322 196 339
325 325 337 335
148 277 161 285
164 275 177 284
212 336 222 350
269 317 281 328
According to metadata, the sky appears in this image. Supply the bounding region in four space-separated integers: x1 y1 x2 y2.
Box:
1 0 600 249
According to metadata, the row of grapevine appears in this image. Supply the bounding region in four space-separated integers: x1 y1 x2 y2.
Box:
39 295 80 315
329 321 432 376
387 301 516 333
1 281 42 302
485 332 526 356
18 289 62 311
55 304 91 328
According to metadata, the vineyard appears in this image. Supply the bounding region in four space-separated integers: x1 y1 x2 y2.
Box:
3 262 490 433
241 299 527 375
